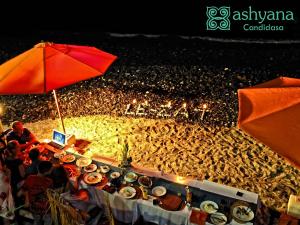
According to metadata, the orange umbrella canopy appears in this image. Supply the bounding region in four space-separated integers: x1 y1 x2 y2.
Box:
238 77 300 167
0 42 117 94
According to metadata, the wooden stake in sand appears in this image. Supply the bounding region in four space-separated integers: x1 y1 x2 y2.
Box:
201 104 208 120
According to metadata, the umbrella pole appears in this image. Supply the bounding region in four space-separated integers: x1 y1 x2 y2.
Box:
52 90 66 134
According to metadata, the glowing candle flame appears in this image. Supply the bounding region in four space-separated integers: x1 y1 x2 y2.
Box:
168 101 171 107
203 104 208 109
133 99 137 104
145 100 148 105
176 176 185 184
183 103 187 108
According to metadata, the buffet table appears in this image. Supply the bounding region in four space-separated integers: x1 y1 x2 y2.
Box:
42 144 259 225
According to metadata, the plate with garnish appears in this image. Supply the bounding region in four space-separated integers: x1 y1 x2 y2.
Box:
152 186 167 197
110 172 121 179
76 157 92 167
210 212 227 225
232 205 254 222
200 200 218 214
84 164 97 173
124 172 138 183
100 165 110 173
83 172 102 184
119 186 136 199
138 176 152 188
61 154 76 163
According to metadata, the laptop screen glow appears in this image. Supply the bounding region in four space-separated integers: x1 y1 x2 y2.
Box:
52 130 66 145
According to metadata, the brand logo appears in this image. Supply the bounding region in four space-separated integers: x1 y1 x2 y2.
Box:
206 6 231 30
206 6 295 31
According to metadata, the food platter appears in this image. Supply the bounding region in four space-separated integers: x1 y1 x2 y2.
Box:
84 164 97 173
63 164 81 177
232 205 254 222
200 200 218 214
119 186 136 199
138 176 152 188
152 186 167 197
100 165 110 173
76 157 92 167
61 154 76 163
110 172 121 179
83 172 102 184
124 172 138 183
210 212 227 225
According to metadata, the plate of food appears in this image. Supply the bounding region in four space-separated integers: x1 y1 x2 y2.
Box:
76 157 92 167
63 164 81 177
100 165 110 173
124 172 138 183
138 176 152 188
84 164 97 173
200 200 218 214
232 205 254 222
210 212 227 225
83 172 102 184
119 186 136 199
110 172 121 179
152 186 167 197
61 154 76 163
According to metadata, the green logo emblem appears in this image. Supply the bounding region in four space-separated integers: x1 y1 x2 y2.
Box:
206 6 231 30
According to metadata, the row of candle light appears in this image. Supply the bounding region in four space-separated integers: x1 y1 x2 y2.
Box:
125 99 209 120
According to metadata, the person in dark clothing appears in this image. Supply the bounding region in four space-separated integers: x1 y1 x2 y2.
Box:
6 121 38 151
3 140 25 225
46 164 69 191
4 140 25 200
25 148 41 177
20 161 53 225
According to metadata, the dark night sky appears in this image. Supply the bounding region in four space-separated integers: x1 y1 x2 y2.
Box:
1 1 299 39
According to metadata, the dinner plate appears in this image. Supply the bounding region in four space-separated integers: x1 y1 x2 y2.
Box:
83 172 102 184
61 154 76 163
84 164 97 173
200 200 218 214
119 186 136 199
76 157 92 167
210 212 227 225
152 186 167 197
100 165 110 173
232 205 254 222
124 172 138 183
110 172 121 179
138 176 152 188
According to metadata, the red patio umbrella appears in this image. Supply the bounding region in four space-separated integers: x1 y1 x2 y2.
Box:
0 42 117 133
238 77 300 168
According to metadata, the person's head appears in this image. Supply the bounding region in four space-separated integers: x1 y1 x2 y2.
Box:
6 140 20 157
29 148 40 161
12 121 24 136
37 161 53 175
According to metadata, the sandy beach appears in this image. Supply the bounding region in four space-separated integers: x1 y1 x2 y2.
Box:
23 114 300 212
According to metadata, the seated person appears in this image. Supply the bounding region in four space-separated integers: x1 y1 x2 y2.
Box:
6 121 38 151
0 128 13 167
46 164 69 192
25 148 41 177
3 140 25 206
20 161 53 225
